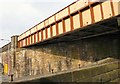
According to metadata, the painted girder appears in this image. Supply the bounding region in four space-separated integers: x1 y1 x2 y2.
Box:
18 0 120 48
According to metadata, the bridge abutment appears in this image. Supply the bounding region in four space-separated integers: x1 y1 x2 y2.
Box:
12 32 120 80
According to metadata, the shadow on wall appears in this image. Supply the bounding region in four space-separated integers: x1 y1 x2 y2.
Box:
32 33 120 62
14 78 58 84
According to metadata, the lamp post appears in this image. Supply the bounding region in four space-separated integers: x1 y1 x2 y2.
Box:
0 39 10 75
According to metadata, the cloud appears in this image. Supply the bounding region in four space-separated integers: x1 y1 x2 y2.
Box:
0 0 42 35
0 0 43 47
0 0 76 47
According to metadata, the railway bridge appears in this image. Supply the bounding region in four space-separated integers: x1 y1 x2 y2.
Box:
0 0 120 83
18 0 120 48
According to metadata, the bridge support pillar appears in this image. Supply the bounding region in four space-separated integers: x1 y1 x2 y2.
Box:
10 35 18 80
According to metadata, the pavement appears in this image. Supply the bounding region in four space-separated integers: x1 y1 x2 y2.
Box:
0 74 10 84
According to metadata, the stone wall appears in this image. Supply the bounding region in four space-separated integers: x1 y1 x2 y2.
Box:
31 59 120 83
0 34 119 80
0 36 18 75
13 34 119 79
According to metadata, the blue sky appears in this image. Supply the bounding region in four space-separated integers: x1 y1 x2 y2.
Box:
0 0 76 47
